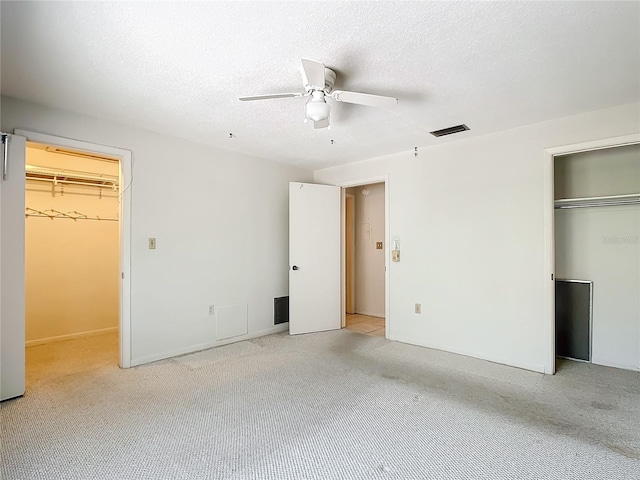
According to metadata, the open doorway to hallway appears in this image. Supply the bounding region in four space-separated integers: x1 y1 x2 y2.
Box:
344 182 386 336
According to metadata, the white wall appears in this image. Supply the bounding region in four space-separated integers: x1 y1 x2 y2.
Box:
346 183 385 317
25 148 120 344
1 96 313 365
554 145 640 370
315 102 640 373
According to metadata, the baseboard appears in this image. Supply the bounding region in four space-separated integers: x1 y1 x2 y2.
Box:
354 311 385 318
591 358 640 372
26 327 118 347
131 323 289 367
388 334 546 374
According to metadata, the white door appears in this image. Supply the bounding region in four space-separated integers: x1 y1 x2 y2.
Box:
1 133 26 401
289 182 341 335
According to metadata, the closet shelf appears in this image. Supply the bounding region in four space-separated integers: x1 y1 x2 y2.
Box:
554 193 640 209
25 208 118 222
25 164 119 190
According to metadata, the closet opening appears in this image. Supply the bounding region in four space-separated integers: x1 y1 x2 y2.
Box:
343 182 386 337
24 141 121 380
553 142 640 373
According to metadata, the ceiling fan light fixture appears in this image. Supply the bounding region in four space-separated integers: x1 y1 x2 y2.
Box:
305 92 331 122
240 58 398 130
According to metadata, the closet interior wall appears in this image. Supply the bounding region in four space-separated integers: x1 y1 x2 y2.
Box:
25 145 119 345
554 144 640 370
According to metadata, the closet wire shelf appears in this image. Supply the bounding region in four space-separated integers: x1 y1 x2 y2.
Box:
25 164 119 190
25 208 118 222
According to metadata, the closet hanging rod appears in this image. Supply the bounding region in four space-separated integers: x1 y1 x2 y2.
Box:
25 208 118 222
25 213 118 222
25 214 118 222
554 193 640 209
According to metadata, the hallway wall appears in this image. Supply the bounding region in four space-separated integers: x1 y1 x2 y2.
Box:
346 183 385 318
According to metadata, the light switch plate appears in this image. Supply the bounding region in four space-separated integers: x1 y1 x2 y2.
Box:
392 249 400 262
148 238 156 249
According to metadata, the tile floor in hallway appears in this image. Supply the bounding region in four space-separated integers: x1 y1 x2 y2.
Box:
345 314 385 336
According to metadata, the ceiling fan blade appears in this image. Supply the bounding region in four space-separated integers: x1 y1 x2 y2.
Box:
331 90 398 109
313 118 329 129
301 59 326 89
239 93 303 101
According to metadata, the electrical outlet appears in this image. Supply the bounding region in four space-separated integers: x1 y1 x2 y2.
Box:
148 238 156 249
209 305 215 315
415 303 421 314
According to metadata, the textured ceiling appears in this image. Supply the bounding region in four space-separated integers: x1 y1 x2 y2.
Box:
1 1 639 170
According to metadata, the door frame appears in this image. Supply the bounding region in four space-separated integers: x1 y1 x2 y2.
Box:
542 133 640 374
345 193 355 315
336 175 390 338
15 129 133 368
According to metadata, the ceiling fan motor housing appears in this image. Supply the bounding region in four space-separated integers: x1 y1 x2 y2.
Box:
305 68 336 94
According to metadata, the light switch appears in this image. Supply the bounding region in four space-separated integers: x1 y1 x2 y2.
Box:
148 238 156 249
392 249 400 262
376 242 383 249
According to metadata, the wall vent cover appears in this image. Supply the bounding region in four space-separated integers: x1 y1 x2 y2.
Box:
430 124 470 137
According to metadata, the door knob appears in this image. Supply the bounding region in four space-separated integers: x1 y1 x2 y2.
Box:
292 265 299 270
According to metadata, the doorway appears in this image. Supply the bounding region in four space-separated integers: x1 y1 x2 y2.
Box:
544 135 640 374
343 181 387 337
15 129 132 370
24 142 121 378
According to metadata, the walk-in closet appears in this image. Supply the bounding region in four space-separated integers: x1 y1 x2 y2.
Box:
25 142 120 364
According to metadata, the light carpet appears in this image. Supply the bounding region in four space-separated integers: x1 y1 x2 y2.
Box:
1 329 639 479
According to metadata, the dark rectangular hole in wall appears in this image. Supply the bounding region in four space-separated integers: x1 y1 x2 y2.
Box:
274 296 289 325
555 280 591 362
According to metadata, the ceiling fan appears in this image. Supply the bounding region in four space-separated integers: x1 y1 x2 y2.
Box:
239 59 398 129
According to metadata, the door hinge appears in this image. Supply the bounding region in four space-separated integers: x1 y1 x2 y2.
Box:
551 273 554 280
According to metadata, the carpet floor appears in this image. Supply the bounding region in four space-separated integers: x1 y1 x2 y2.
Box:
1 329 639 479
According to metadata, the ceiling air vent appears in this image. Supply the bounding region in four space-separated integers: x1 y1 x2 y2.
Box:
430 124 470 137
